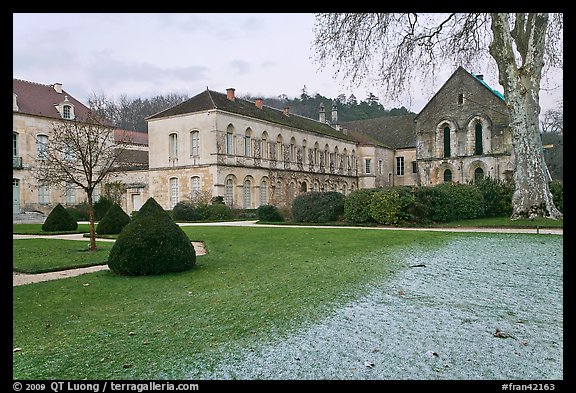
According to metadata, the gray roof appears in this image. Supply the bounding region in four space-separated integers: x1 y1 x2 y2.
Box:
146 89 357 142
342 114 417 149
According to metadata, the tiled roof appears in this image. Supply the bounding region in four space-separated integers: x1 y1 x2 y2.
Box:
13 78 92 120
114 129 148 145
147 89 357 142
113 148 149 170
341 114 417 149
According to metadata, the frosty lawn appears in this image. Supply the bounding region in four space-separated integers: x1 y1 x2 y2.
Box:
12 227 562 380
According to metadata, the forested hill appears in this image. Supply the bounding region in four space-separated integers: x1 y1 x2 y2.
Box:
241 91 414 123
89 91 414 133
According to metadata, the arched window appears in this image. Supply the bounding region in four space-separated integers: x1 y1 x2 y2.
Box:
260 178 268 205
169 177 179 208
36 134 48 159
191 176 201 193
243 178 251 208
313 142 319 165
225 178 234 206
474 167 484 181
169 133 178 158
341 183 347 195
261 131 269 159
474 123 483 155
245 128 252 157
226 125 234 156
287 182 295 202
290 137 296 162
191 131 200 156
300 182 307 193
443 169 452 183
443 127 451 158
276 135 283 161
302 140 307 165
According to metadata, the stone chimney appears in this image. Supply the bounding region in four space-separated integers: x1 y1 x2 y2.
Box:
319 103 326 123
255 98 263 109
53 83 62 94
226 88 236 101
283 107 289 116
331 103 338 123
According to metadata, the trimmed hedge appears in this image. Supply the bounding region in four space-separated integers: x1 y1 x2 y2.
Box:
256 205 284 222
96 203 131 235
344 189 378 223
107 197 196 276
42 203 78 232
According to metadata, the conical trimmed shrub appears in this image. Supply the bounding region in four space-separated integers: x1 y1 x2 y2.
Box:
96 203 131 235
107 197 196 275
42 203 78 232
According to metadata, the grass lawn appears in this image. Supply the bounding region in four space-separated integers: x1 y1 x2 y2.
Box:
12 226 457 379
13 239 114 273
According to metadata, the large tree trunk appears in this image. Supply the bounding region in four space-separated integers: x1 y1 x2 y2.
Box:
490 13 562 219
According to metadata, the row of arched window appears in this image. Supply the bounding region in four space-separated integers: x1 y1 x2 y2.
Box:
439 117 490 158
167 175 356 209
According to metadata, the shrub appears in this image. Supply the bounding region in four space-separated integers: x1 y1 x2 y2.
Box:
412 186 454 223
549 180 563 213
66 202 90 221
436 182 485 220
344 189 378 223
96 203 131 235
206 203 233 220
172 201 203 221
94 196 114 221
292 191 345 223
256 205 284 222
107 197 196 276
42 203 78 232
473 177 513 217
369 189 403 225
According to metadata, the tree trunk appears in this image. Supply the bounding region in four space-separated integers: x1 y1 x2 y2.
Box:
489 13 562 219
87 192 97 251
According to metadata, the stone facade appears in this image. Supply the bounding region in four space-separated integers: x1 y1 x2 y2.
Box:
13 67 515 215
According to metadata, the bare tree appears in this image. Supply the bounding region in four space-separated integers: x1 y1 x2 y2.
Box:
313 13 563 219
33 113 133 251
541 101 563 134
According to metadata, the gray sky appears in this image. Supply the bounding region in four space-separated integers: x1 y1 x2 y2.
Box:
13 13 563 114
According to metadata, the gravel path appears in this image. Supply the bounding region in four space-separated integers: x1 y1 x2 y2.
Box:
187 233 563 380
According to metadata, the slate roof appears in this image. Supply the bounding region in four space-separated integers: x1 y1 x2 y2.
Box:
341 114 417 149
114 129 148 145
13 78 92 120
146 89 357 142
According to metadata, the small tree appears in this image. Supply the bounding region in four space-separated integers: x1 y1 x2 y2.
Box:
42 203 78 232
33 112 134 251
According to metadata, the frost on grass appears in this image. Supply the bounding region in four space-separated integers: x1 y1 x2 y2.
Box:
186 234 563 380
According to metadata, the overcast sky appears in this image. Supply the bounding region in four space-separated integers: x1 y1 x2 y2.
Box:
13 13 563 114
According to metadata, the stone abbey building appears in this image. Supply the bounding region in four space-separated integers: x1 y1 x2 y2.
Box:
13 66 514 215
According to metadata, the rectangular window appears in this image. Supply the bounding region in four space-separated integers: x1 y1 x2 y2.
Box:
37 135 48 159
38 184 49 205
13 133 18 157
191 131 199 156
66 184 76 205
226 132 234 155
396 157 405 176
412 161 418 174
169 134 178 158
378 159 383 174
365 159 372 174
63 105 71 119
169 178 179 208
245 135 251 157
191 176 201 193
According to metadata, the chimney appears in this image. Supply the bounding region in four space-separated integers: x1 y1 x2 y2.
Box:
319 103 326 123
255 98 263 109
226 88 235 101
476 74 484 80
53 83 63 94
331 103 338 123
283 107 289 116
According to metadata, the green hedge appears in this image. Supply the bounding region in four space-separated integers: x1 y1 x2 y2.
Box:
292 191 345 223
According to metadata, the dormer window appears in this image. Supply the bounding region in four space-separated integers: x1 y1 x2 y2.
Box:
55 96 75 120
63 105 71 119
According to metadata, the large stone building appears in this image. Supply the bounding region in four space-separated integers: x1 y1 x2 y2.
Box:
13 66 514 215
